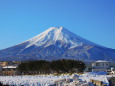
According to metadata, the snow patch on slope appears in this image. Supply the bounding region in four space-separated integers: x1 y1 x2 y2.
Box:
25 27 95 49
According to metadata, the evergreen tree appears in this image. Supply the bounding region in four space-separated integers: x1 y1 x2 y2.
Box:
17 59 86 75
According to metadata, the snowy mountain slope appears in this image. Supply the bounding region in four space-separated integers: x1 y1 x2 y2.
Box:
0 27 115 61
25 27 95 49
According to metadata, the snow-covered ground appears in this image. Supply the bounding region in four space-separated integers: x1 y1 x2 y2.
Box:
79 72 115 86
0 75 70 86
0 73 114 86
79 74 109 85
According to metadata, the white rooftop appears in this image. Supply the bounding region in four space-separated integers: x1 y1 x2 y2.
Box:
3 66 17 69
95 60 110 63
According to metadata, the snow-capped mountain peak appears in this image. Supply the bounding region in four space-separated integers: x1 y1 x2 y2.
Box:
0 27 115 62
25 27 94 49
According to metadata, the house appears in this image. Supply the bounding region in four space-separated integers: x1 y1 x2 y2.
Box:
0 61 20 76
1 66 17 76
92 60 110 72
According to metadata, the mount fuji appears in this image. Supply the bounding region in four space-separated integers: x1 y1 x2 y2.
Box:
0 27 115 62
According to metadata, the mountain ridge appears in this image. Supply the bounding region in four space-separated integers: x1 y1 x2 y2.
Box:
0 27 115 62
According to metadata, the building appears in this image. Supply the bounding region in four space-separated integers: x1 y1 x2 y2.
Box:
0 61 21 76
1 66 17 76
92 60 110 72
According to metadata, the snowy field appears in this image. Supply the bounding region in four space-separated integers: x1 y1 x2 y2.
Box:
79 72 115 86
0 73 114 86
0 75 70 86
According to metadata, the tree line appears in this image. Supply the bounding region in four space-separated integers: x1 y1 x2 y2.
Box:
17 59 86 75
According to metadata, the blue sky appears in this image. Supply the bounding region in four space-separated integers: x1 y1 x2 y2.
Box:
0 0 115 49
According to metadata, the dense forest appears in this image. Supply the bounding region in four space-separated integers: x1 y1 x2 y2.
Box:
17 59 86 75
